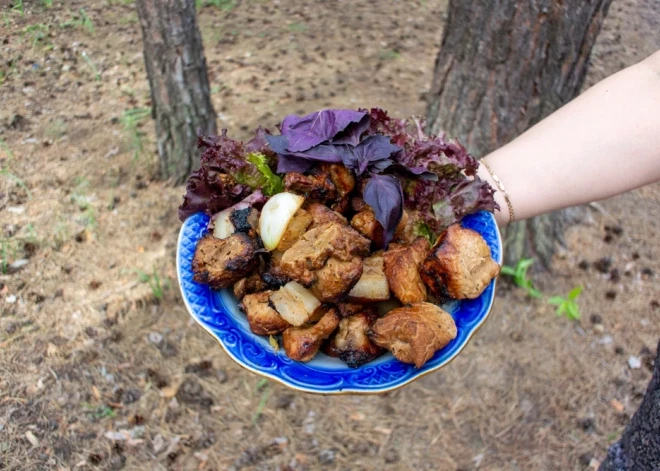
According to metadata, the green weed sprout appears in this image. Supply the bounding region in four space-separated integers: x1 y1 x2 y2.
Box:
500 258 542 298
548 287 583 321
120 108 151 160
81 51 101 81
137 266 168 300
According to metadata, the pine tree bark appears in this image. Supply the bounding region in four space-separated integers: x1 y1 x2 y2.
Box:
136 0 217 184
425 0 611 268
599 341 660 470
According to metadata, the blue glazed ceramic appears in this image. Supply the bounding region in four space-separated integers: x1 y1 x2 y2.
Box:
176 211 502 395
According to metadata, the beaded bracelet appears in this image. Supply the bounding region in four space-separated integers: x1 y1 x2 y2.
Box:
480 159 515 224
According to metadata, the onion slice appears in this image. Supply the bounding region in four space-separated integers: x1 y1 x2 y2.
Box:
259 192 305 251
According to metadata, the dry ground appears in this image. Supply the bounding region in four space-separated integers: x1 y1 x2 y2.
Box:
1 0 659 470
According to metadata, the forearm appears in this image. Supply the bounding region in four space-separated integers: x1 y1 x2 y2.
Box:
478 50 660 226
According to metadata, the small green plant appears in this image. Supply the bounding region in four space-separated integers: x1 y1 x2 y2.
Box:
379 49 401 60
287 22 306 33
500 258 542 298
12 0 24 15
0 168 31 199
548 287 583 321
42 0 53 7
79 8 95 33
252 379 271 424
197 0 235 10
45 118 67 139
120 107 151 160
23 24 51 49
81 51 101 81
137 267 169 300
0 238 18 274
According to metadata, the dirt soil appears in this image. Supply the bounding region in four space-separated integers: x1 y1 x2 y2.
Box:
1 0 660 470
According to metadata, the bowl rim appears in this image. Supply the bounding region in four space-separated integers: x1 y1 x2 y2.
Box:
176 211 502 395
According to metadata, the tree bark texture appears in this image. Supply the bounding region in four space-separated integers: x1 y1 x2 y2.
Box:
425 0 611 268
599 340 660 471
136 0 217 184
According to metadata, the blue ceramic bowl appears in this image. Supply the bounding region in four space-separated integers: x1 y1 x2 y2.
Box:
177 211 502 395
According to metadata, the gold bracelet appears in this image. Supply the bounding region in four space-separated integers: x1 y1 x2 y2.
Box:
480 158 515 223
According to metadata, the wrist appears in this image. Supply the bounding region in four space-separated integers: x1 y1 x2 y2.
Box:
477 158 512 227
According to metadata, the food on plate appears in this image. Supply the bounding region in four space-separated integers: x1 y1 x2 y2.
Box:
368 302 457 368
324 308 384 367
420 224 501 300
383 237 431 304
192 233 260 290
184 108 501 368
282 308 341 361
241 290 290 336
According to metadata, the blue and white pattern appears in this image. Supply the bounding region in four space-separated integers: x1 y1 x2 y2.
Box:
176 211 502 395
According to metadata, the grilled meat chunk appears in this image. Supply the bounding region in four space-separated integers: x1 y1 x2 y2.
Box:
192 233 259 290
351 210 384 246
283 172 337 203
311 256 363 302
233 273 268 300
383 237 431 304
337 302 365 318
241 291 290 336
368 302 457 368
280 222 370 287
420 224 500 300
324 309 384 367
282 308 340 362
320 163 355 197
306 202 347 227
348 255 390 303
229 207 259 237
276 208 313 252
270 281 322 326
393 210 419 245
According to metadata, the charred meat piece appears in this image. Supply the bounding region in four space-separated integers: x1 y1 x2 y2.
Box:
311 256 363 302
337 302 365 318
276 208 313 252
420 224 500 300
233 272 268 300
351 210 384 246
320 163 356 197
368 302 457 368
282 308 340 362
192 233 260 290
324 309 384 367
305 202 347 228
280 222 370 287
270 281 322 326
241 291 290 336
230 207 259 236
348 255 390 303
283 172 337 203
383 237 431 304
393 210 419 245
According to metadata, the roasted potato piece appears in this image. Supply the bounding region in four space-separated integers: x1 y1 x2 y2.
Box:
383 237 431 304
282 308 340 362
305 202 347 227
276 208 313 252
280 222 370 287
233 272 268 300
351 210 384 246
324 309 384 367
270 281 322 326
192 233 259 290
420 224 500 300
348 255 390 303
241 291 290 336
311 256 363 302
283 172 337 203
368 302 457 368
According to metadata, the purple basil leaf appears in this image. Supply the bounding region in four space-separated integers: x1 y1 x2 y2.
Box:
363 174 404 247
264 134 289 154
391 163 438 181
331 114 371 146
276 154 317 173
341 135 401 176
281 109 367 152
369 159 393 173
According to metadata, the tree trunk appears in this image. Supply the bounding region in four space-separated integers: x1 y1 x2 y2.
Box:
599 341 660 470
136 0 217 184
425 0 611 268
